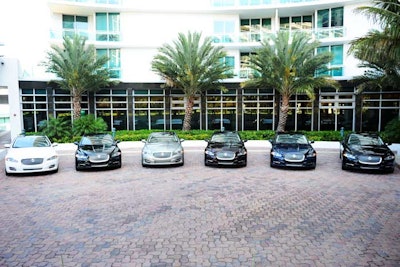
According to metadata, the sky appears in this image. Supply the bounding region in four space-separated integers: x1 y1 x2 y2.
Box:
0 0 51 78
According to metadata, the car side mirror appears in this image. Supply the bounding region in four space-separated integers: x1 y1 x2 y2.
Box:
4 144 10 148
204 139 209 142
141 139 147 143
243 139 248 143
74 141 79 146
52 143 58 147
310 140 315 144
180 139 185 142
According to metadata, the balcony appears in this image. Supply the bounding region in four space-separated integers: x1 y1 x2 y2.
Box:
212 27 346 46
50 29 121 46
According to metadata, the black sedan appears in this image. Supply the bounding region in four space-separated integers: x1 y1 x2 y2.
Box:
74 133 122 171
269 132 316 169
204 131 247 167
340 132 395 173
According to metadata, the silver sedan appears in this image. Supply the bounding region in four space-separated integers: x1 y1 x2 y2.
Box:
141 132 184 167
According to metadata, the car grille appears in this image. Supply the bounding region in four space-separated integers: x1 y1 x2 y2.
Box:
89 154 110 163
21 158 44 165
153 152 172 158
284 153 305 162
359 155 382 165
216 151 235 160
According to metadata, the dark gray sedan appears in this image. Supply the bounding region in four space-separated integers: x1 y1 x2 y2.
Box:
141 132 184 167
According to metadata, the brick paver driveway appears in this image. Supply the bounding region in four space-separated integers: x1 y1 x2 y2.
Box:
0 142 399 267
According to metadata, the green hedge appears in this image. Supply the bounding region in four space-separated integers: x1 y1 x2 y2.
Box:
113 130 348 142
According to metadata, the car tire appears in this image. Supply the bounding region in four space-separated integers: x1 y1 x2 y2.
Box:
270 156 274 168
5 169 10 176
341 160 348 170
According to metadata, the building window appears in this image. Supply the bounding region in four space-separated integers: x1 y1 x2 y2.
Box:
240 52 258 79
280 15 313 32
220 56 235 76
361 90 400 132
240 18 271 42
97 49 121 78
96 13 120 41
53 89 88 124
213 20 235 43
286 94 314 131
62 15 88 39
133 89 165 130
206 89 237 130
319 88 355 131
170 90 201 130
21 88 48 132
317 45 343 77
95 89 127 131
317 7 344 38
243 89 274 130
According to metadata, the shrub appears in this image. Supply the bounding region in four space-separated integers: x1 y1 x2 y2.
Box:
40 116 72 142
383 118 400 143
73 114 108 136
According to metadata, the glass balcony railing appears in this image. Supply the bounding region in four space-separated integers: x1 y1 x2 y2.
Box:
54 0 121 5
211 0 320 7
212 27 345 44
50 29 121 43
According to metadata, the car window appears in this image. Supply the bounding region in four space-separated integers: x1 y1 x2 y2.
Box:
80 135 114 147
13 136 50 148
353 134 384 146
149 134 178 143
211 133 240 143
276 134 308 144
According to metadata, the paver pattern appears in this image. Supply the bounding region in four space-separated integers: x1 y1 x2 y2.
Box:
0 144 399 267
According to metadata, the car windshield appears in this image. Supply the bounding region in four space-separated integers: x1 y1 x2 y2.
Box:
13 136 51 148
148 133 179 143
276 134 308 144
211 133 241 143
80 134 114 149
348 134 384 146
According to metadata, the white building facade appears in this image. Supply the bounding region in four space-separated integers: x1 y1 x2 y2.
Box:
1 0 399 139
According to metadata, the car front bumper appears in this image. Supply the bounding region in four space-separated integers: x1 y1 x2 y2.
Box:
271 156 316 168
5 159 59 174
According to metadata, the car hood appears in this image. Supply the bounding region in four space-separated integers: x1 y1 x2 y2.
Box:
6 147 57 158
348 145 393 156
206 142 245 152
143 143 182 152
78 146 117 156
273 143 312 154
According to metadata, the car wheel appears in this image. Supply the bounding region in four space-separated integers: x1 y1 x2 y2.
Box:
5 169 10 176
341 160 348 170
270 156 274 168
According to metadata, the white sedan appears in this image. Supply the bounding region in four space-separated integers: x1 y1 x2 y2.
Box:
4 135 59 175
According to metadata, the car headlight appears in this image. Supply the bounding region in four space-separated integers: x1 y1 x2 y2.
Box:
343 152 357 160
271 151 282 157
5 157 18 163
237 149 247 156
76 154 88 160
173 149 183 156
47 155 58 161
384 154 395 160
306 150 316 157
112 150 121 157
205 150 214 156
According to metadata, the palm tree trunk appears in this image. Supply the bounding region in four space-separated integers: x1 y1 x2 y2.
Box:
182 95 194 131
276 95 289 132
72 92 82 120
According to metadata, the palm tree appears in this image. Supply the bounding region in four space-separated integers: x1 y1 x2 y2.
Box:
43 34 115 119
151 31 233 131
349 0 400 90
242 30 340 132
